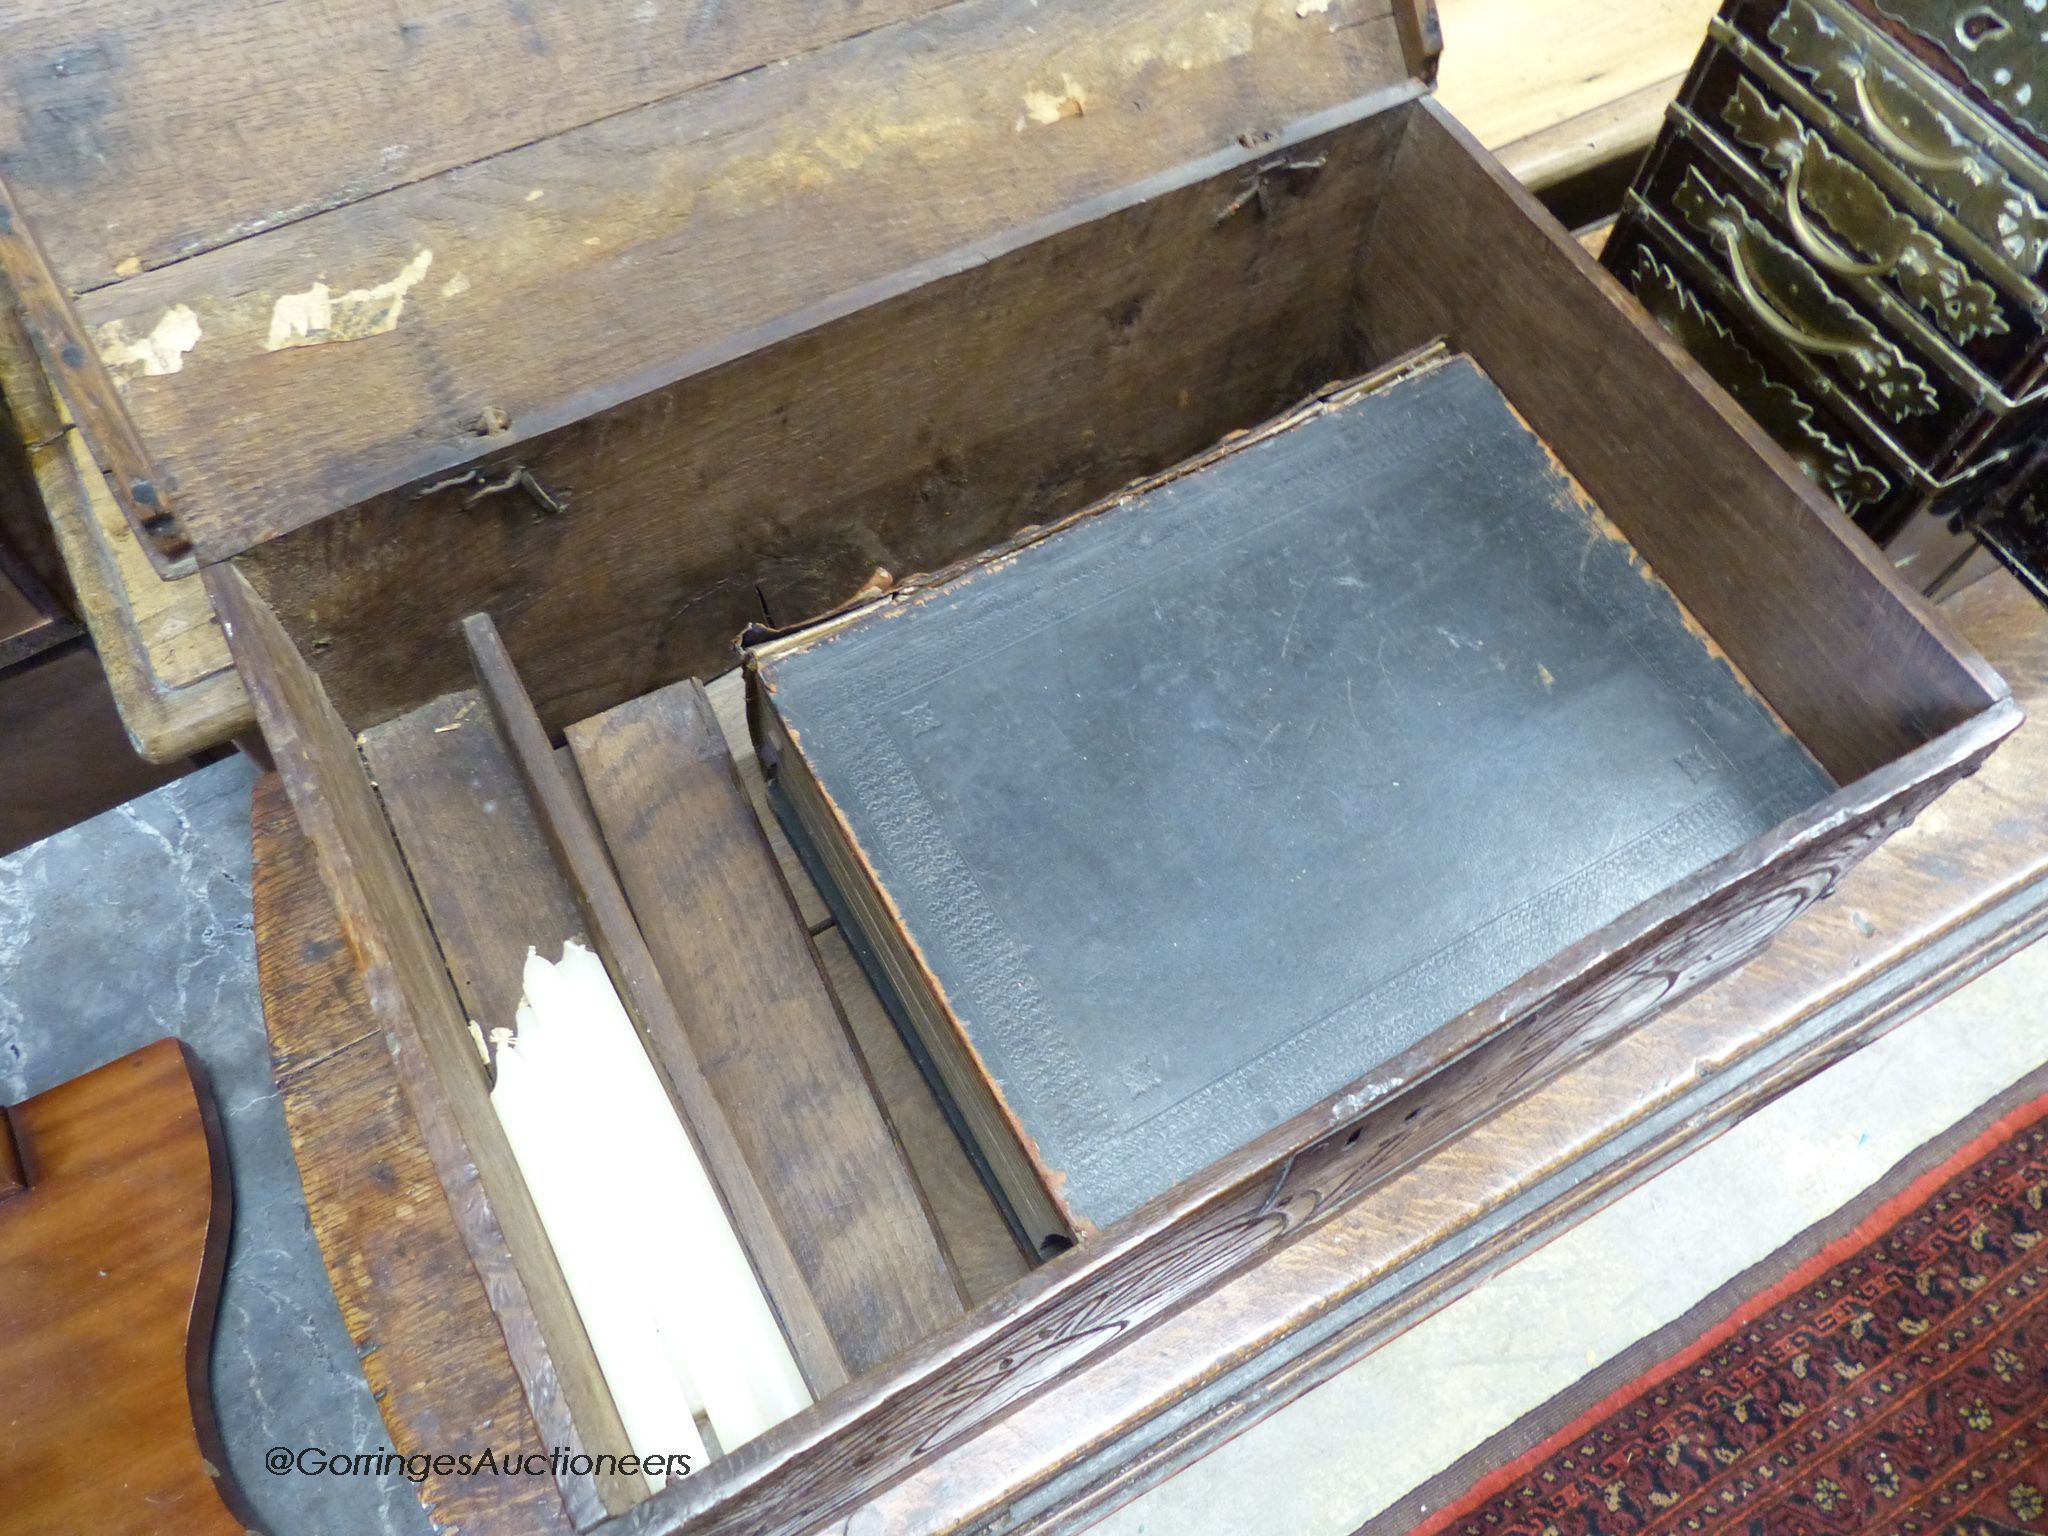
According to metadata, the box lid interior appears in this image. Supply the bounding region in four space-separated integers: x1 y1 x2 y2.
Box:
0 0 1439 574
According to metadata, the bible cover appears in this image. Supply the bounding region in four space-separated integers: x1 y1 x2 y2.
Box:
753 352 1834 1246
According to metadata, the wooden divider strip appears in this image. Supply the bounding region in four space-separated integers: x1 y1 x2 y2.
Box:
461 613 849 1398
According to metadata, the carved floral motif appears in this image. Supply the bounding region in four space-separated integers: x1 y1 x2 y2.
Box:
1771 0 2048 276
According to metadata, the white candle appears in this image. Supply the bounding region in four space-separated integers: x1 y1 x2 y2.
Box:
488 1037 705 1491
491 942 812 1469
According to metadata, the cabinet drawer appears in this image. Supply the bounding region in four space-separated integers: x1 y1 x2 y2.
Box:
1635 142 2038 476
208 92 2020 1536
1683 42 2048 393
1848 0 2048 157
1938 433 2048 602
1607 213 1924 536
1726 0 2048 279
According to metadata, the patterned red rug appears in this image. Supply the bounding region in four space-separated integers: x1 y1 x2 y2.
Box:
1410 1094 2048 1536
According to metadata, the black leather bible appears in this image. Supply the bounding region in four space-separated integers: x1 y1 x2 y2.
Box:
752 351 1834 1250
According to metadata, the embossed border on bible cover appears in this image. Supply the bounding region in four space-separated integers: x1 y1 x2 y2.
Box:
754 353 1836 1241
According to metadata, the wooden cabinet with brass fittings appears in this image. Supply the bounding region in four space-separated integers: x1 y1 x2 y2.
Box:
1609 0 2048 596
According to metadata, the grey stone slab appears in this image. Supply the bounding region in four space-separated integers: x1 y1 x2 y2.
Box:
0 756 431 1536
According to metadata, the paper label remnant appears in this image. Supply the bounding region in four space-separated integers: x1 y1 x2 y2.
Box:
266 249 434 352
95 305 202 383
1022 75 1088 124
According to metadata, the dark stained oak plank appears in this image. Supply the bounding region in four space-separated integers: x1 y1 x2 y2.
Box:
567 679 968 1372
1392 0 1444 81
66 0 1412 568
703 672 833 934
0 173 185 565
0 638 197 858
461 612 850 1400
0 1041 254 1536
0 0 958 291
253 768 575 1536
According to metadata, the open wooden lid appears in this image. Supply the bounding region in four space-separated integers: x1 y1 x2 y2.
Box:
0 0 1438 574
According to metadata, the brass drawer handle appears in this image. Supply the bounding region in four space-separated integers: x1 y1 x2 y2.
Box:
1673 165 1941 418
1852 69 1974 173
1784 150 1900 278
1625 244 1894 516
1720 227 1868 357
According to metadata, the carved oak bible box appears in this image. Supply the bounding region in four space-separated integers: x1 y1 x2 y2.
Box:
0 2 2020 1533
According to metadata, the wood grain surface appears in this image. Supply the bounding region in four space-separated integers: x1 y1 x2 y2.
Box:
228 91 2000 773
0 1040 253 1536
237 104 1414 736
0 286 245 762
809 929 1031 1307
211 564 639 1523
0 0 960 290
700 673 1030 1303
567 680 967 1371
31 0 1409 568
360 690 589 1046
0 0 1711 765
0 171 183 564
1436 0 1716 185
254 771 576 1536
462 613 850 1401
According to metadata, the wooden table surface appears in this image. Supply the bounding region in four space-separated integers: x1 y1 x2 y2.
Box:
1437 0 1719 188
